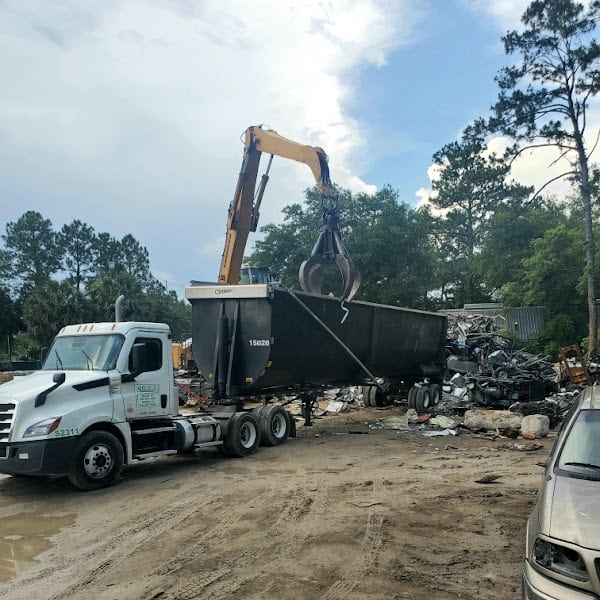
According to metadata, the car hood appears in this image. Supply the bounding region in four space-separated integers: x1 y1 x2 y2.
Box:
549 475 600 549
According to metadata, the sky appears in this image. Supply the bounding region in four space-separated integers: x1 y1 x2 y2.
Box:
0 0 594 298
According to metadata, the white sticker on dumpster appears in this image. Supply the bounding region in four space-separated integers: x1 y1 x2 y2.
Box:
135 383 160 407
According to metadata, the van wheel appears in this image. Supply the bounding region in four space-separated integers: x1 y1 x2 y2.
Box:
68 431 124 491
223 412 260 457
260 405 291 446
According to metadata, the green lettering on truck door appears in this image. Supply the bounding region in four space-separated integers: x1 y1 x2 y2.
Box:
134 383 160 408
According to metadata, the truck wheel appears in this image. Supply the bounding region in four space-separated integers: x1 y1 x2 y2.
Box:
223 412 260 457
407 386 417 409
259 405 291 446
415 386 431 412
68 431 124 491
429 383 442 406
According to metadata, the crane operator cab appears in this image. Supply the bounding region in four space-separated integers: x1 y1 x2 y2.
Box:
239 265 273 285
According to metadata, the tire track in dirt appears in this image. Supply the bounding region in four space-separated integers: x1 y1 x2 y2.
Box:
320 473 389 600
143 483 324 600
46 498 219 600
85 489 273 600
321 512 386 600
1 479 226 600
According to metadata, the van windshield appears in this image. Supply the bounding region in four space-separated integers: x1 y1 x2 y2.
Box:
42 334 124 372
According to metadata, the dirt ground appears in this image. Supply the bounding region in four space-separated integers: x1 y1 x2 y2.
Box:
0 405 551 600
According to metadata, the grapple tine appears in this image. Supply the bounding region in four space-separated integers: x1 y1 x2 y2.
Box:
298 232 360 302
298 255 324 295
335 255 361 302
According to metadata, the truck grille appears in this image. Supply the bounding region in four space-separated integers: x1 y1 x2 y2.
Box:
0 402 16 443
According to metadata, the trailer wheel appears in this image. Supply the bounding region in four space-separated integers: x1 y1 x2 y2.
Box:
363 385 388 407
259 405 291 446
407 386 417 409
415 386 431 412
223 412 260 457
429 383 442 406
68 431 124 491
359 386 372 406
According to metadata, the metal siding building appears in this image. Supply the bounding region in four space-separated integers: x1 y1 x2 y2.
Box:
442 304 545 341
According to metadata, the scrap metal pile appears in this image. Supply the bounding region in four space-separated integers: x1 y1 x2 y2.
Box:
446 314 558 408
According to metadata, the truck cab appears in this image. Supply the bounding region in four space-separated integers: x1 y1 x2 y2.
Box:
0 321 279 490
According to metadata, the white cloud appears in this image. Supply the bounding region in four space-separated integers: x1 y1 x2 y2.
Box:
0 0 422 292
487 136 575 198
463 0 530 30
414 162 443 208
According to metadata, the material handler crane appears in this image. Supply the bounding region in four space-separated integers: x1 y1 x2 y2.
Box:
218 125 360 301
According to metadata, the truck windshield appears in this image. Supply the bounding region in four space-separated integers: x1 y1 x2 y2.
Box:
42 334 125 372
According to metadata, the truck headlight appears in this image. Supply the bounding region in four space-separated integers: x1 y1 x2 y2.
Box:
23 417 62 438
533 537 588 582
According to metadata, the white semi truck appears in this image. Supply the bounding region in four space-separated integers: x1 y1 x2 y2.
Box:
0 320 294 490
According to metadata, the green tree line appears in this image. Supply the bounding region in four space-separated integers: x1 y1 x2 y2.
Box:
0 211 190 362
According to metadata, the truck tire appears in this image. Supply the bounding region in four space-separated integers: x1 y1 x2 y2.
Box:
415 386 431 412
364 385 387 407
361 386 376 407
429 383 442 406
259 405 291 446
68 431 124 491
407 386 417 409
223 412 260 457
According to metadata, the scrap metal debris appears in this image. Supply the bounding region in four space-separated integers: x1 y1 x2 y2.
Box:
422 428 457 437
447 314 500 343
558 343 592 387
350 499 383 508
475 474 503 484
446 314 559 408
499 443 544 452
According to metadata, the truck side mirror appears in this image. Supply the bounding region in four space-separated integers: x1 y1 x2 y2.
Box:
130 343 148 374
53 372 66 385
35 371 66 407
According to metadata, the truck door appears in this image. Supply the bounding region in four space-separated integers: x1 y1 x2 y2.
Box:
121 336 172 420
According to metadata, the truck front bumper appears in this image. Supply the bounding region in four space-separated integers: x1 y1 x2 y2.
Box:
0 437 79 476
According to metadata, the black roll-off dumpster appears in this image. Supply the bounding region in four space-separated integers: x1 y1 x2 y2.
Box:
185 283 447 398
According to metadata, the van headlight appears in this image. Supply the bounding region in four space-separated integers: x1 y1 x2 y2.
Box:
23 417 62 438
533 537 588 581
